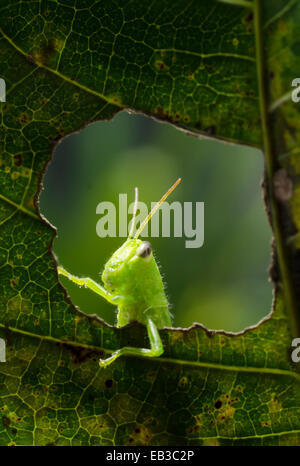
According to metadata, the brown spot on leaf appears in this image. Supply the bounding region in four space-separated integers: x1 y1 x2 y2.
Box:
273 168 293 202
245 12 253 23
40 40 56 63
127 424 153 445
104 379 113 389
214 400 222 409
2 416 10 428
178 377 188 388
11 172 19 180
155 61 168 71
62 342 103 364
188 424 201 433
19 114 28 124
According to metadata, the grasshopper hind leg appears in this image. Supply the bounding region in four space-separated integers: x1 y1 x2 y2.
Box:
99 318 163 368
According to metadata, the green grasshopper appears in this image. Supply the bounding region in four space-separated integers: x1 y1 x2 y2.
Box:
57 178 181 367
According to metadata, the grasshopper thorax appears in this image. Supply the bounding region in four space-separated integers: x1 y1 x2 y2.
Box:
101 238 154 294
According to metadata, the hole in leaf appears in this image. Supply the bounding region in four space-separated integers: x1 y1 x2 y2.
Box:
39 112 272 332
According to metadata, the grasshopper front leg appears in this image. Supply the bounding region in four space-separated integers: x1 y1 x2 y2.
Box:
99 318 164 368
57 266 116 304
57 267 165 367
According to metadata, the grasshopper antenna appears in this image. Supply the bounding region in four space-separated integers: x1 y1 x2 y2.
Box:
128 187 139 238
134 178 182 239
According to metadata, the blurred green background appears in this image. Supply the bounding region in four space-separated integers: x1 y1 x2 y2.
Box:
39 112 272 331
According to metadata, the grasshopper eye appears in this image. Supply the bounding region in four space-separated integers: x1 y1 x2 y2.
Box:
136 241 152 258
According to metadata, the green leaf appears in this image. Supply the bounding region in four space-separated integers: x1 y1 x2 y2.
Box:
1 0 300 446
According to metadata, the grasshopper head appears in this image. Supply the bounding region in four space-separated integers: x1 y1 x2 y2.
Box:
101 178 181 294
101 238 154 292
